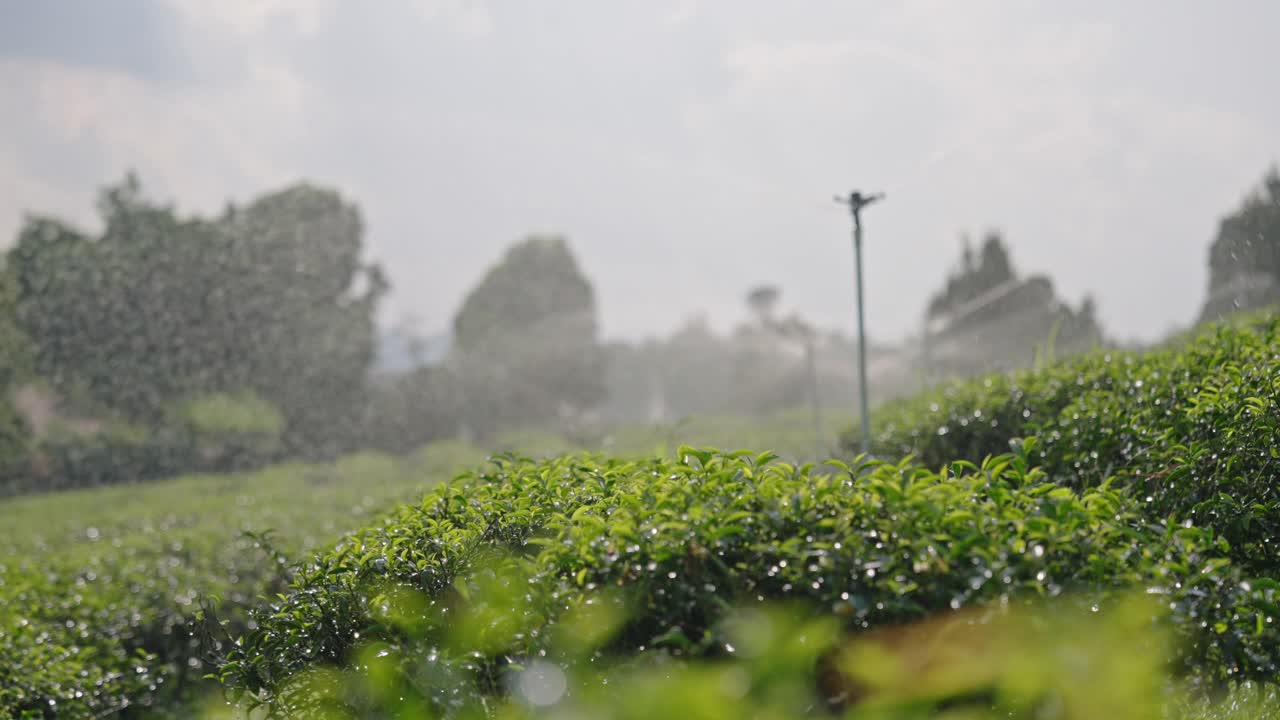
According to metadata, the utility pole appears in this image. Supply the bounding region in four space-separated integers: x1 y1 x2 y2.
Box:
834 190 883 456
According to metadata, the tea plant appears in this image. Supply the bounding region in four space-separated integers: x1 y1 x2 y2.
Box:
0 442 481 719
860 311 1280 574
210 570 1269 720
220 449 1278 716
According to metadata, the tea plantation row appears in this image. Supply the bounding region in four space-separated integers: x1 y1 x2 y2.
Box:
5 313 1280 718
215 314 1280 718
859 311 1280 574
218 448 1279 717
0 443 482 718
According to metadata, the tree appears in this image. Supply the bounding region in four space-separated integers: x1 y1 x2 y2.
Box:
359 365 462 454
0 265 33 484
651 314 736 420
745 285 780 327
977 231 1015 290
7 175 386 458
926 230 1017 320
224 183 387 456
0 264 34 391
8 181 218 419
450 236 605 437
1199 167 1280 322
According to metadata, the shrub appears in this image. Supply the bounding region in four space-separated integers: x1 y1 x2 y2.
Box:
33 421 189 493
220 450 1279 716
358 367 462 455
211 586 1275 720
0 441 482 719
855 312 1280 574
0 400 32 496
182 391 286 471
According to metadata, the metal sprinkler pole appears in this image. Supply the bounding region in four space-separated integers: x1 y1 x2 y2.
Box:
835 191 884 457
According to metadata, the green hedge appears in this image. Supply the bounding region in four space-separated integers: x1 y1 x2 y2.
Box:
0 443 481 719
855 312 1280 574
219 450 1279 716
5 393 288 497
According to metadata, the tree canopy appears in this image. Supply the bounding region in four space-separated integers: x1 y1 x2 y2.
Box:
1200 167 1280 322
926 231 1016 319
450 235 605 437
7 174 386 457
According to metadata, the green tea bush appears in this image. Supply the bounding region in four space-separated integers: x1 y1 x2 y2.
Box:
858 312 1280 574
221 450 1279 716
31 422 190 493
0 442 482 719
181 391 286 471
7 393 288 497
213 587 1276 720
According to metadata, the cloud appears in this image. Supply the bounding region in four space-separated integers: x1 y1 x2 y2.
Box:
664 0 699 27
0 0 194 85
162 0 336 38
409 0 493 36
0 48 309 239
0 0 1276 344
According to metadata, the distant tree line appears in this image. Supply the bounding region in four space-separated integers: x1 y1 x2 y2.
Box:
0 177 604 495
1 164 1276 494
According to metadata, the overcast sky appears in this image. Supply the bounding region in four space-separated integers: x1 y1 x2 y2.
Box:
1 0 1277 344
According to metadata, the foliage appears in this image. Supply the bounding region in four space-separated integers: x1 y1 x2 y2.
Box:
4 393 287 496
30 420 188 494
926 232 1016 320
358 366 463 455
0 267 36 484
220 449 1278 716
1201 167 1280 322
182 392 284 438
6 174 386 461
449 236 606 438
0 265 34 390
601 315 890 428
452 236 595 354
180 392 286 471
0 402 29 487
859 310 1280 575
598 406 856 461
204 582 1279 720
920 232 1104 381
0 441 483 719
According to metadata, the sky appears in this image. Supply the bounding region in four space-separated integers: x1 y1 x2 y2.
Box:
1 0 1277 345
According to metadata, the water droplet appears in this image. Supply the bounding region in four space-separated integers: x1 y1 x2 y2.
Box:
516 661 567 707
